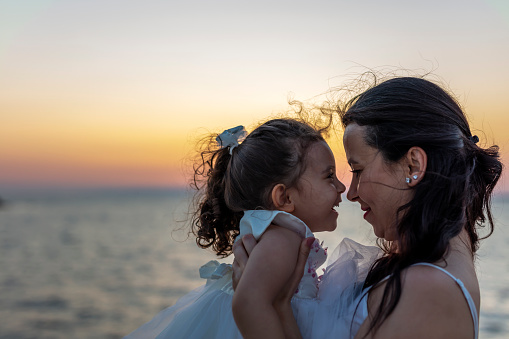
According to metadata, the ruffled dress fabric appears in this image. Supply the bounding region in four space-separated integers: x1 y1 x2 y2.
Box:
295 237 381 338
124 210 381 339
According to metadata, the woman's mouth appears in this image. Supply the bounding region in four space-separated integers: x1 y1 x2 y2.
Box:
362 207 371 219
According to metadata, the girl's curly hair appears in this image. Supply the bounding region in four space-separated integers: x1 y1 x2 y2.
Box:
191 118 326 257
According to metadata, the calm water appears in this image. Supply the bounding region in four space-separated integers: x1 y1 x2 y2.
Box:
0 189 507 338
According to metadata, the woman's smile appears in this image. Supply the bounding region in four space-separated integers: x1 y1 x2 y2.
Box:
343 123 412 241
361 206 371 219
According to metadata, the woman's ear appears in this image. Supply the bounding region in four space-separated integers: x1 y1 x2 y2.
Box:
404 147 427 187
271 184 295 212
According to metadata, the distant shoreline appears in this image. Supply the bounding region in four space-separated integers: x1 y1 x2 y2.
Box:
2 186 509 205
0 186 191 201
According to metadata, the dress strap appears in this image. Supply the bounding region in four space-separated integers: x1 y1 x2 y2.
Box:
411 263 479 339
237 210 314 241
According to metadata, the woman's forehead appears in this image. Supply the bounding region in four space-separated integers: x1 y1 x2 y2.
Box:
343 124 365 155
343 124 379 164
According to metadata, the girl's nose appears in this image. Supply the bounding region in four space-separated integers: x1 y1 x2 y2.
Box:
335 178 346 194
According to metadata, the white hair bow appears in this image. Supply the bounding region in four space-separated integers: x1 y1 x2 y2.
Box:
216 125 247 154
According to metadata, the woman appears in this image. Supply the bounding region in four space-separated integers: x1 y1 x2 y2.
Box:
231 77 502 338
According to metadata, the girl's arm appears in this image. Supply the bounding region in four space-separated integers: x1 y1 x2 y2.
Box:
355 266 477 339
231 225 302 339
273 237 314 339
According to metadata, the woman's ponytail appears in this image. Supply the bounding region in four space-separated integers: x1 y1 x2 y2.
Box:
464 139 503 252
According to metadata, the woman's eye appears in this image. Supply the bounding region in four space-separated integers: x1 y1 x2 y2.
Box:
350 169 362 177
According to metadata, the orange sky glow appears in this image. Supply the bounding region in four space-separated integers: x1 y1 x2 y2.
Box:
1 0 509 194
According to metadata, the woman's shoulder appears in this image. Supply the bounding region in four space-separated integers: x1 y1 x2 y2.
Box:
404 263 463 287
402 264 472 299
368 264 473 310
360 264 477 339
402 265 476 335
403 262 480 311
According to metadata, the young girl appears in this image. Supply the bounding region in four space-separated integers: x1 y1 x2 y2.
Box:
124 118 379 338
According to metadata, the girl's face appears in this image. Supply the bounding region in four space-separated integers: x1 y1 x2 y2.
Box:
288 141 346 233
343 123 412 241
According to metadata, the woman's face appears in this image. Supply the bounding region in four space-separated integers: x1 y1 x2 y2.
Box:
343 123 412 241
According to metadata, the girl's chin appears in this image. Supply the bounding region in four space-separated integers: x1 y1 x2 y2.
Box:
313 221 337 233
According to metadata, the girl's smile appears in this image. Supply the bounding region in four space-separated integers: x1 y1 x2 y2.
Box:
287 141 346 233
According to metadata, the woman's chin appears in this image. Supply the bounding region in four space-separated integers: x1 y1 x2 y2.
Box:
371 225 384 239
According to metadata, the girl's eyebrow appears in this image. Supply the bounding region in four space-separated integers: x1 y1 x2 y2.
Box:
322 165 335 174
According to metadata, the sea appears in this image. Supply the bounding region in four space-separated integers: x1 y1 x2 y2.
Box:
0 188 507 339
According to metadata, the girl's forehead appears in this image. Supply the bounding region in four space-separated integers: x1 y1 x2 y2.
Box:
305 141 335 164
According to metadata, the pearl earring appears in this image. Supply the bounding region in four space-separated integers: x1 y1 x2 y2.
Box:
412 175 418 180
405 177 411 183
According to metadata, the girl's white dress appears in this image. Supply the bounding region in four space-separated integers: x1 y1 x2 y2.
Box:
124 210 380 339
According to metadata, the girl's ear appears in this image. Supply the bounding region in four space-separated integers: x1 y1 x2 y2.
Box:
404 146 427 187
271 184 295 212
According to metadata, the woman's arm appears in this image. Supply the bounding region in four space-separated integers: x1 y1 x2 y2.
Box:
232 233 313 339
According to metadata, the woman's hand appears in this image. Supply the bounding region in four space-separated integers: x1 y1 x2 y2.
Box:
232 234 258 290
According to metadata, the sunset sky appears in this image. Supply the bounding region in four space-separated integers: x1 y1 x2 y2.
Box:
1 0 509 194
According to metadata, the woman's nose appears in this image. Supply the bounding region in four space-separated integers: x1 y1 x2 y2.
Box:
346 182 357 202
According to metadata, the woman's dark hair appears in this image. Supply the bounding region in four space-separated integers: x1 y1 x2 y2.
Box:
191 118 325 257
339 77 502 334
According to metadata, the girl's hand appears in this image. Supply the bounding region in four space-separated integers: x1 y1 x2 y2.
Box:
232 234 258 291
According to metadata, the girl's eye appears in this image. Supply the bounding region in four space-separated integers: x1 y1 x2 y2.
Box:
327 171 335 179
